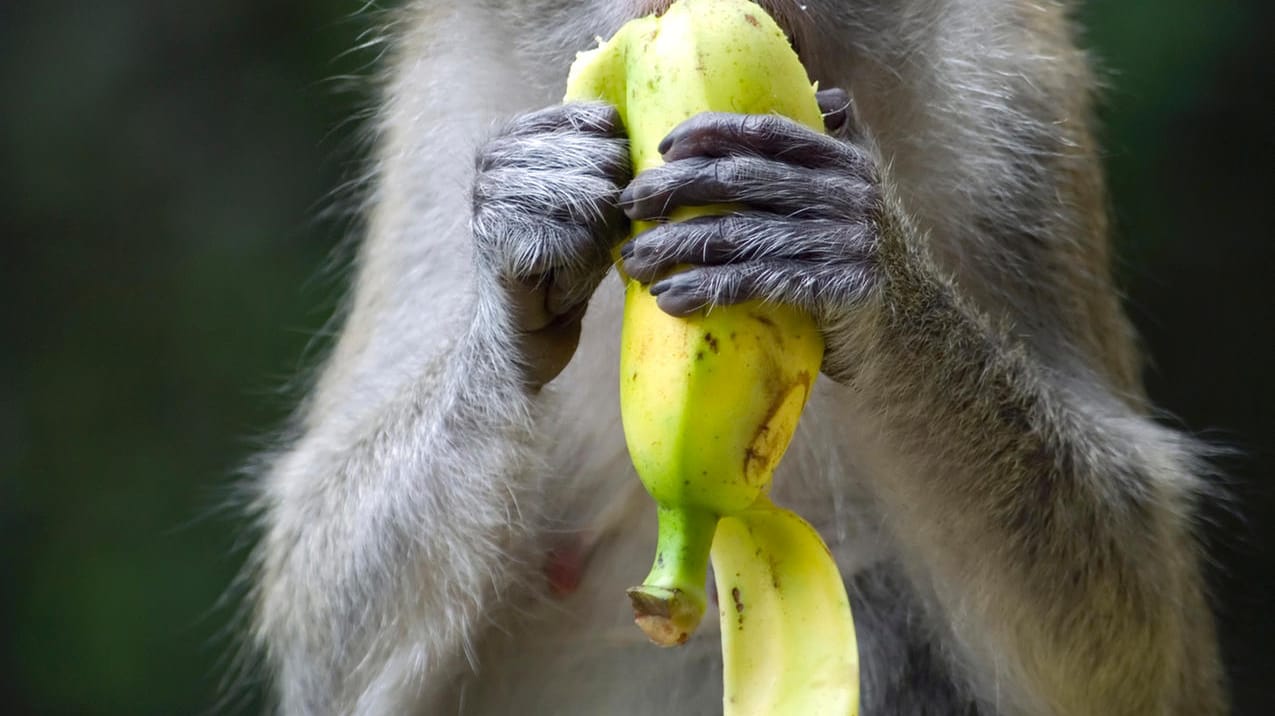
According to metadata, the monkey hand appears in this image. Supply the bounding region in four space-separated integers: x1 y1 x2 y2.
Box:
618 91 882 383
471 102 632 388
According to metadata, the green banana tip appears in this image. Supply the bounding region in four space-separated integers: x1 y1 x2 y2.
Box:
626 585 705 647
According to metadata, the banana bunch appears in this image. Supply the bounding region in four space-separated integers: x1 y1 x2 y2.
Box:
564 0 858 713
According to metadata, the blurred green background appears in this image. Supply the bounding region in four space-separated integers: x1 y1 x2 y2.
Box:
2 1 1271 714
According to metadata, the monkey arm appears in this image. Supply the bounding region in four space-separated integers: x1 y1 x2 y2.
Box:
247 3 633 697
842 207 1228 714
251 290 556 713
616 100 1227 712
251 107 629 708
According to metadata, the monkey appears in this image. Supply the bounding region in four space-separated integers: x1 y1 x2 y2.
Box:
247 0 1228 713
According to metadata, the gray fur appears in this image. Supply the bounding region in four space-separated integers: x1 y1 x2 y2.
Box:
248 1 1226 714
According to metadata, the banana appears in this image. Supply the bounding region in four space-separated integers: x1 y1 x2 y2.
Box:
565 0 824 645
564 2 858 714
713 500 859 716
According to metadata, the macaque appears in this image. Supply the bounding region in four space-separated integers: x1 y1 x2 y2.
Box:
249 0 1227 713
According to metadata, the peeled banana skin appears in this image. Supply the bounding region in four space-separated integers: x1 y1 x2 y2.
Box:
713 500 859 716
564 0 859 714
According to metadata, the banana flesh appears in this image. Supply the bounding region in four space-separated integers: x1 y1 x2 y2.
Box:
563 1 859 713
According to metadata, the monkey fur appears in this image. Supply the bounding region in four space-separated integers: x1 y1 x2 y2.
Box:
247 1 1228 713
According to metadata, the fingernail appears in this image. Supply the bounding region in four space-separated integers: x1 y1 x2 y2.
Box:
650 280 671 296
657 133 674 155
618 185 635 205
619 242 634 259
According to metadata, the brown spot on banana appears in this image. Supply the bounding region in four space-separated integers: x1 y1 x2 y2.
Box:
742 372 813 486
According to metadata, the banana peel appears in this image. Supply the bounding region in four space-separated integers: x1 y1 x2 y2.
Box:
714 500 859 715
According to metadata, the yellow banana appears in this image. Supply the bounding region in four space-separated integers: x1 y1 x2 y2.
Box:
565 0 823 644
564 2 858 713
713 500 859 715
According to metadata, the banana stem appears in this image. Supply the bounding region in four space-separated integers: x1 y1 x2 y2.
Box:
626 505 717 646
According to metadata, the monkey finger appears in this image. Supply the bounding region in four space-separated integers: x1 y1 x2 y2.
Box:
502 273 556 332
479 132 631 176
473 214 592 280
546 264 605 317
658 112 859 170
621 218 739 283
815 88 851 133
504 101 626 139
819 90 867 143
621 213 863 283
647 261 795 316
545 278 575 317
475 169 623 227
517 307 586 390
620 156 864 221
649 258 875 318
